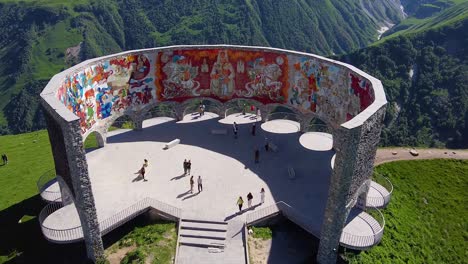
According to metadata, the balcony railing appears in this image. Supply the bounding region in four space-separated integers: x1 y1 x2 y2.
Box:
366 173 393 208
340 207 385 250
37 169 61 202
39 197 182 243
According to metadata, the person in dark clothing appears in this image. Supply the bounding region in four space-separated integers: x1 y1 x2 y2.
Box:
3 154 8 164
233 122 238 139
254 149 260 163
1 154 5 165
247 192 254 207
183 159 188 175
187 160 192 175
251 122 256 136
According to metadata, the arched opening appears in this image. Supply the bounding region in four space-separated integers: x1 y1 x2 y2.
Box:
83 131 105 151
182 98 223 117
145 103 178 120
110 115 135 131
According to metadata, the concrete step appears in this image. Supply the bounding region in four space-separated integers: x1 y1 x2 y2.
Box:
181 218 228 225
180 221 228 232
178 236 226 248
179 229 226 240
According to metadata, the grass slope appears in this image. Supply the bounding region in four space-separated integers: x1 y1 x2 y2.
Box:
343 159 468 263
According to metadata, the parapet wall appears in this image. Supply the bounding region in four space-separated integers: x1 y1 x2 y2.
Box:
41 45 385 137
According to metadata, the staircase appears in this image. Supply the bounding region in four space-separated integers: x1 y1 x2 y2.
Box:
178 218 228 249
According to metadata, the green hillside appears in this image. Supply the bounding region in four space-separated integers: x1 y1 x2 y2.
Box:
0 0 404 134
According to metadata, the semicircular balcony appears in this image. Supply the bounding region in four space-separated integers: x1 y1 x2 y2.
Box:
366 173 393 208
339 207 385 250
37 169 61 202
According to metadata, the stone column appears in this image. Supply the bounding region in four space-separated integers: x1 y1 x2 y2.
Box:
43 108 105 262
94 130 107 148
317 106 385 264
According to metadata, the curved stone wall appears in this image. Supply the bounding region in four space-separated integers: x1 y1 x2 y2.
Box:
42 45 384 138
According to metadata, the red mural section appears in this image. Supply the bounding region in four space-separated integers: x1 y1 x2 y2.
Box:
156 49 289 104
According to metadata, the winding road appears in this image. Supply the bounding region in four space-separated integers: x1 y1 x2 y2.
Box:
375 148 468 166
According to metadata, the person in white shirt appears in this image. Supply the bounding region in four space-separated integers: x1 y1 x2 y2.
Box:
197 176 203 192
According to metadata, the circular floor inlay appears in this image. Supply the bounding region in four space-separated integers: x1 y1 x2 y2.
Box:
299 132 333 151
261 120 300 134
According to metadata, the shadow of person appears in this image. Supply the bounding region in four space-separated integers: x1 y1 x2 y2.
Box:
182 192 200 201
170 173 186 181
132 174 143 182
177 190 191 198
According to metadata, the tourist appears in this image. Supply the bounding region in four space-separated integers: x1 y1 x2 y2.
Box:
143 159 148 168
183 159 188 175
190 176 194 194
260 188 265 204
257 108 261 119
202 104 206 116
1 154 5 165
3 154 7 164
251 122 256 136
197 175 203 193
242 103 246 115
264 138 269 152
254 148 260 163
135 165 147 182
237 196 244 212
247 192 253 207
233 122 238 139
187 160 192 175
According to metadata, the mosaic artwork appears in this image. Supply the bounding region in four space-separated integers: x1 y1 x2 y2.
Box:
287 56 374 124
55 48 376 134
57 54 156 133
155 49 289 104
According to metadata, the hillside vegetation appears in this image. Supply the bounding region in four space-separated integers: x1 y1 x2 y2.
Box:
343 159 468 263
339 2 468 148
0 0 403 134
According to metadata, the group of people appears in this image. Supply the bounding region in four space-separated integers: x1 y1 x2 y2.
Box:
232 121 257 138
183 159 192 175
236 188 265 212
1 153 8 165
189 175 203 194
241 104 262 118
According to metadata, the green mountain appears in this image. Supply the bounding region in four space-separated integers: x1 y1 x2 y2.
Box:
339 2 468 148
0 0 404 134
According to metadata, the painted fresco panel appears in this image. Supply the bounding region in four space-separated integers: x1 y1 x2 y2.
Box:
56 53 156 133
155 49 289 104
55 48 376 134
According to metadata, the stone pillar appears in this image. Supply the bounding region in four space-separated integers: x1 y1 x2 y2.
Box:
56 175 74 206
43 108 104 262
317 106 385 264
95 131 107 148
132 115 144 131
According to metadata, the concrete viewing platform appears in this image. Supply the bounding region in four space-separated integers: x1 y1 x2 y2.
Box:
39 114 383 251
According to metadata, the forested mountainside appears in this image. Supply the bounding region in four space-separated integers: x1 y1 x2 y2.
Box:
0 0 404 134
339 12 468 148
1 0 467 148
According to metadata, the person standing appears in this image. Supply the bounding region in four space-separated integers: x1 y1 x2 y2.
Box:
247 192 253 207
237 196 244 212
202 104 206 116
251 122 256 136
257 108 261 120
1 154 5 165
3 154 8 164
197 176 203 193
143 159 149 168
260 188 265 204
242 103 246 115
190 176 194 194
254 148 260 163
233 122 238 139
183 159 188 175
187 160 192 175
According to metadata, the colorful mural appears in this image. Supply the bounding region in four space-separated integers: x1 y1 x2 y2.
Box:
55 48 377 134
287 56 374 124
156 49 289 104
57 54 156 133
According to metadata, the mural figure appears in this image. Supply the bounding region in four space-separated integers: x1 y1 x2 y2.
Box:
85 89 96 127
238 57 283 100
162 54 200 99
210 50 235 98
201 58 209 73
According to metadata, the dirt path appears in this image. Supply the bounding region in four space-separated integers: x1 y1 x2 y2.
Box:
375 148 468 166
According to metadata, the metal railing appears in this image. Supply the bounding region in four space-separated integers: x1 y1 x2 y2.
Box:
245 201 318 237
39 199 83 243
37 169 61 202
266 112 300 122
366 173 393 208
39 197 182 243
339 207 385 250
